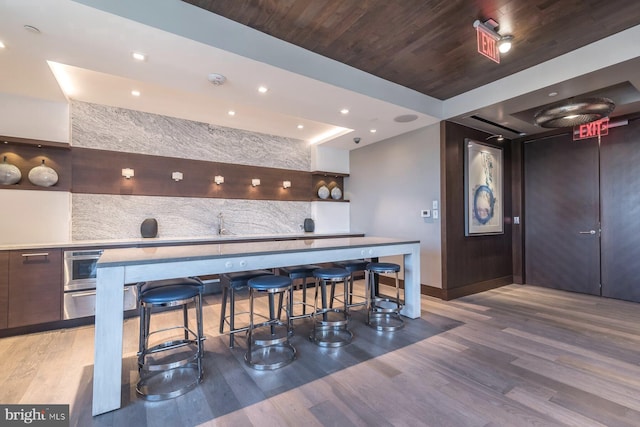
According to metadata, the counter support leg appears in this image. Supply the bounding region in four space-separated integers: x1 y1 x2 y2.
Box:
93 266 125 416
401 247 421 319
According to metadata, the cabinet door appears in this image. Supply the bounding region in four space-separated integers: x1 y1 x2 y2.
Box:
0 252 8 329
8 249 62 328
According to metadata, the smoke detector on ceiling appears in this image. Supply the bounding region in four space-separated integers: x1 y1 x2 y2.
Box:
534 97 615 128
207 73 226 86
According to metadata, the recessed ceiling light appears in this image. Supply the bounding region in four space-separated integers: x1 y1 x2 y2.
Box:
370 129 377 133
0 41 5 49
258 86 268 93
132 52 146 61
297 124 304 129
340 108 349 115
131 90 140 97
228 110 236 116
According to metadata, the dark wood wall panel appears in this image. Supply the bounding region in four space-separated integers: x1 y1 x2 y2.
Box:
511 140 524 284
0 144 71 192
0 252 8 329
72 148 313 201
441 121 512 293
600 118 640 302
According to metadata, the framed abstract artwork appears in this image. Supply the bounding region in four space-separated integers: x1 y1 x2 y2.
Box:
464 138 504 236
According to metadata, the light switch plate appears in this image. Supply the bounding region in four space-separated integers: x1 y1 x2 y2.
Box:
432 200 438 210
433 209 439 220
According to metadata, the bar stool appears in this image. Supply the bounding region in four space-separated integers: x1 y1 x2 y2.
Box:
136 277 204 401
366 262 404 331
278 265 320 329
310 267 353 347
245 275 296 370
330 259 369 308
219 269 273 348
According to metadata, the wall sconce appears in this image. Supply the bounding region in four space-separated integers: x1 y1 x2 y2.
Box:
283 180 292 189
251 178 261 187
121 168 135 179
171 171 183 181
214 175 224 185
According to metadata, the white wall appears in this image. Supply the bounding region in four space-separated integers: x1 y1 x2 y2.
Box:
311 145 350 174
348 124 442 287
0 93 69 143
0 190 71 245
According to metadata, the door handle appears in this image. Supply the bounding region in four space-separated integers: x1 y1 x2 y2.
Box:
578 230 596 235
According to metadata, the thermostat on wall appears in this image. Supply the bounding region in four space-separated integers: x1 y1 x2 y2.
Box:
420 209 431 218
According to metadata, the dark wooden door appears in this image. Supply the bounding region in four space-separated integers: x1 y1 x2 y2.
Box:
524 135 601 295
600 123 640 302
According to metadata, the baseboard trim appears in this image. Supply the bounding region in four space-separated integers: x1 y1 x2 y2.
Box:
378 275 512 301
444 276 513 300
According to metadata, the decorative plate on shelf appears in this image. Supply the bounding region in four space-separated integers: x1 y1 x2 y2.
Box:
331 186 342 200
317 185 330 199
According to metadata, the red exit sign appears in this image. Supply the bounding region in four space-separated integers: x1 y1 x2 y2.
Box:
476 25 500 63
573 118 609 140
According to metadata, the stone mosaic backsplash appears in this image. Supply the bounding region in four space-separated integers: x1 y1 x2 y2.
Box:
70 101 314 240
72 194 311 240
71 101 310 171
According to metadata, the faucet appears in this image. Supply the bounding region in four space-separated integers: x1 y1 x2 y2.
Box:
217 212 226 235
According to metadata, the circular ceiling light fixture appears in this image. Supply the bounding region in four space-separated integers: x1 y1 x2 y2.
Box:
533 97 615 128
394 114 418 123
207 73 226 86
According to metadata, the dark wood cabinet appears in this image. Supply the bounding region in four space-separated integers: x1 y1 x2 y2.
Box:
0 252 8 329
8 249 62 328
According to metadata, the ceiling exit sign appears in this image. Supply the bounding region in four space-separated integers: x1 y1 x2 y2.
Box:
476 25 500 63
573 118 609 140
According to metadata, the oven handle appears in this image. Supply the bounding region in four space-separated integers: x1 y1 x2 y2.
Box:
69 287 136 298
70 290 97 297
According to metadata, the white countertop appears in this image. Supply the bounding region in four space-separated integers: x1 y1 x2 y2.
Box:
98 236 419 267
0 232 363 251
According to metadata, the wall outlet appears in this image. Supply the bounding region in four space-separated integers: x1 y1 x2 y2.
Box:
514 216 520 224
420 209 431 218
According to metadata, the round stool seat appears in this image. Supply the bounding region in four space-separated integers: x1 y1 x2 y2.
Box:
224 270 274 289
140 285 200 304
366 262 401 273
140 277 202 294
313 267 350 280
280 265 320 279
334 260 369 273
248 275 291 291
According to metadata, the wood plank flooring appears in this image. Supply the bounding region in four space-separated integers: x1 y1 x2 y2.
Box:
1 284 640 426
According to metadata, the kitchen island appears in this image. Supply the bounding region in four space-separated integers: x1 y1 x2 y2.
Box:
92 236 421 416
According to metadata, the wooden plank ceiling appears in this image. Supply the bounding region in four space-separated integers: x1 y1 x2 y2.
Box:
182 0 640 100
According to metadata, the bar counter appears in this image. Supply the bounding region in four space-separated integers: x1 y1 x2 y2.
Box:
92 236 421 415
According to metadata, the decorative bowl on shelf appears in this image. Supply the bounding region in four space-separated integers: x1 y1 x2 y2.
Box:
0 156 21 185
317 185 330 199
331 186 342 200
28 159 58 187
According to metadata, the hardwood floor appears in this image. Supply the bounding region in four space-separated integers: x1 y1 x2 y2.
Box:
1 284 640 426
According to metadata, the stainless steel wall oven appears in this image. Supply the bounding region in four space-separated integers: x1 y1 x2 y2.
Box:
63 249 137 319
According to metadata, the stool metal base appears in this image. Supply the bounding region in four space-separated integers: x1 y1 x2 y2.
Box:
244 341 296 370
310 325 353 347
136 364 203 401
368 297 404 331
366 266 404 332
310 271 352 347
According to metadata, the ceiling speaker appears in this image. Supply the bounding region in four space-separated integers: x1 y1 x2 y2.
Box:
534 97 615 128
